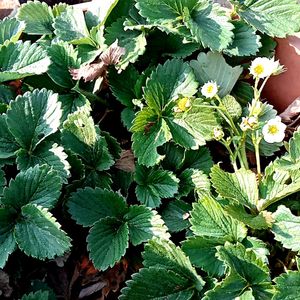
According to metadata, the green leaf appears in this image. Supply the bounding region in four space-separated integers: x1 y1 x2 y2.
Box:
68 187 128 227
211 165 259 210
143 238 205 291
224 21 261 57
7 89 62 151
190 52 243 98
132 121 169 167
183 1 234 51
0 208 17 268
143 59 198 112
105 17 147 70
182 236 225 277
15 204 71 259
53 7 93 45
87 217 129 270
273 271 300 300
190 194 247 243
0 84 15 104
17 1 54 35
238 0 300 38
221 95 242 120
272 205 300 252
47 42 80 88
124 205 170 245
16 142 70 182
0 114 18 159
21 290 50 300
0 17 25 45
161 199 191 232
120 267 195 300
2 165 62 209
242 237 270 264
135 165 179 208
0 41 51 83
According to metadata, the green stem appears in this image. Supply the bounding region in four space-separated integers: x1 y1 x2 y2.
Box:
221 138 238 171
252 131 262 181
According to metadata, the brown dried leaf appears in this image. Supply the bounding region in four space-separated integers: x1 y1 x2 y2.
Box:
0 270 13 298
115 150 135 172
280 97 300 122
100 40 126 66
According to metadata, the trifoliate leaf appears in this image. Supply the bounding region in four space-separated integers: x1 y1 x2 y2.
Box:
190 52 243 98
0 114 18 159
21 290 50 300
224 21 261 57
161 199 191 232
68 187 127 227
190 194 247 243
0 41 51 83
0 208 17 268
47 42 80 88
238 0 300 38
135 165 179 208
182 236 225 277
211 165 259 210
132 121 169 167
87 217 129 270
143 59 198 112
105 17 147 70
0 17 25 45
273 271 300 300
15 204 71 259
124 205 170 245
272 205 300 252
178 169 210 198
17 1 54 35
120 267 195 300
7 89 62 151
183 1 234 51
2 165 62 209
53 7 93 45
16 142 70 182
143 238 205 291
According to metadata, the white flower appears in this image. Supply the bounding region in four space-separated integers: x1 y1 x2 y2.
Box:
262 116 286 143
249 57 282 79
213 127 224 141
201 81 218 98
240 116 258 131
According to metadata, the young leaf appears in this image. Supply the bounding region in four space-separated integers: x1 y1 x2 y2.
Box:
124 205 170 245
183 1 234 51
120 267 195 300
17 1 54 35
0 18 25 45
47 42 80 88
2 165 62 209
238 0 300 38
135 165 179 208
190 194 247 243
273 271 300 300
14 204 71 260
182 236 225 277
143 59 198 112
161 199 191 233
272 205 300 252
53 7 93 45
0 41 51 83
0 208 17 268
224 21 261 57
21 290 50 300
68 187 128 227
87 217 129 270
190 52 243 98
6 89 62 151
105 17 147 70
210 165 259 210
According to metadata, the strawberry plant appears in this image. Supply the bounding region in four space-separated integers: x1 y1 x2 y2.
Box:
1 0 300 299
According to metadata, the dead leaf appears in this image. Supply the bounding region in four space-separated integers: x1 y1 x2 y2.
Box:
115 150 135 172
0 270 13 298
280 97 300 122
100 40 126 66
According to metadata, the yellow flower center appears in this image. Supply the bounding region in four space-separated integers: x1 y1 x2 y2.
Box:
268 125 279 135
254 64 264 75
177 97 190 112
206 85 214 94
